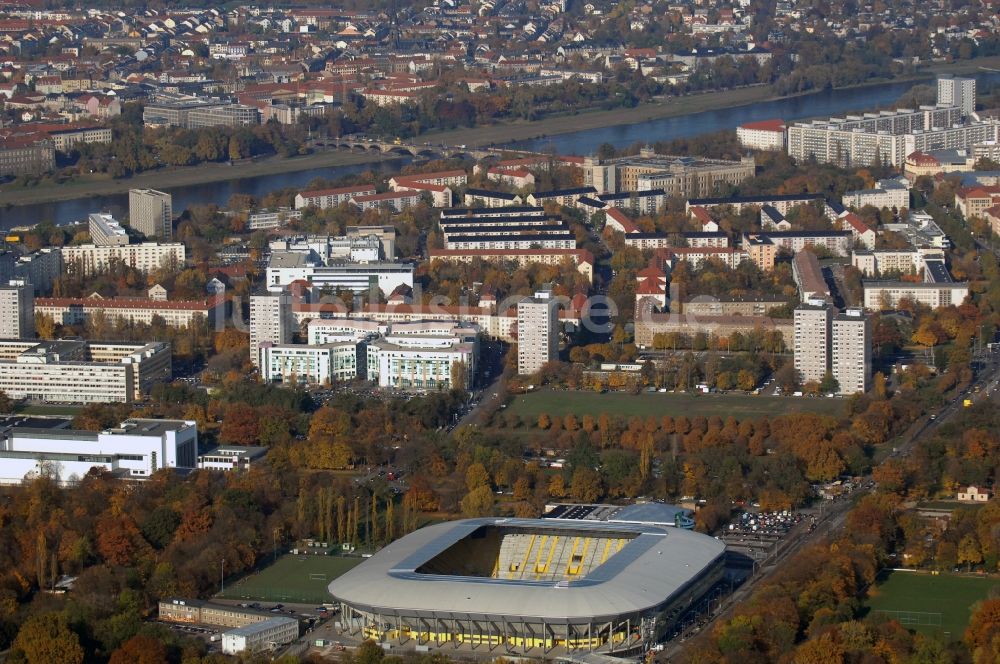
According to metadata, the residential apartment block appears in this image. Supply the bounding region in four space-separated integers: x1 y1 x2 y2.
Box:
35 296 224 328
129 188 173 240
736 119 786 151
517 292 559 375
294 185 377 210
831 308 872 395
61 242 186 276
793 300 832 385
0 280 34 339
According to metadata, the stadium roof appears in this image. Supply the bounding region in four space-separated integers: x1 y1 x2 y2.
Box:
328 517 724 622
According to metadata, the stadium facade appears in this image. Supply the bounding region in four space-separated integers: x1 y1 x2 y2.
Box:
328 517 725 656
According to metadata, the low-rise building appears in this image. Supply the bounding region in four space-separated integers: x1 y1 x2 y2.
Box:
634 313 792 349
863 281 969 309
428 248 594 283
35 296 224 328
159 599 275 628
464 189 523 208
197 446 268 471
741 231 852 256
265 253 414 295
295 185 377 210
842 178 910 210
222 616 299 655
351 190 423 212
0 417 196 485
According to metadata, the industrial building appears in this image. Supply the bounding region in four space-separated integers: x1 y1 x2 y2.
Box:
328 517 725 656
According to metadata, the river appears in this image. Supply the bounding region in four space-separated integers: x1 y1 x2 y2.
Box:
3 71 1000 230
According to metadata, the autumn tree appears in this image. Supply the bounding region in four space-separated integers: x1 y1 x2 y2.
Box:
460 485 495 517
12 613 84 664
219 402 260 445
109 635 168 664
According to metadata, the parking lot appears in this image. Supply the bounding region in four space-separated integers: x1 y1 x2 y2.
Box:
718 510 810 561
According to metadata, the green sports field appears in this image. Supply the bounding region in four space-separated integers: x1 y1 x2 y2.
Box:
864 571 999 639
506 390 846 421
217 554 363 604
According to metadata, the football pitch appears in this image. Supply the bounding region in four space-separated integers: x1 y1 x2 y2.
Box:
864 570 998 639
217 554 363 604
506 390 846 421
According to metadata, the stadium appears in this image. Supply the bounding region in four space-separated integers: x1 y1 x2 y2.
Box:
328 517 725 656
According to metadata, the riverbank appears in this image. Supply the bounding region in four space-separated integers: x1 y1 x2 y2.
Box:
0 149 399 207
433 54 1000 149
2 54 999 208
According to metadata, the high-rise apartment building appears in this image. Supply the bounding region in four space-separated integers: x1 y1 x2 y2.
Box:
938 76 976 117
831 309 872 395
516 291 558 375
793 299 831 385
129 189 173 239
0 280 34 339
249 293 294 366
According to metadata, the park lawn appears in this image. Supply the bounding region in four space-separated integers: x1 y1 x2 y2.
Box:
505 390 846 421
864 571 998 640
217 554 363 604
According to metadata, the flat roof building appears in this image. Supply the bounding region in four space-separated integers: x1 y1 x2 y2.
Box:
517 292 558 375
129 189 173 240
88 213 129 247
0 339 171 403
0 280 34 339
221 616 298 655
0 418 196 485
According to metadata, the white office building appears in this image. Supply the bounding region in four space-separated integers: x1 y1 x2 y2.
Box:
0 417 197 485
831 308 871 395
793 299 831 385
0 339 171 403
367 329 477 391
517 291 559 375
221 616 299 655
88 213 129 247
249 294 294 367
259 321 478 391
258 342 363 385
129 189 173 239
937 76 976 117
0 280 34 339
265 252 414 296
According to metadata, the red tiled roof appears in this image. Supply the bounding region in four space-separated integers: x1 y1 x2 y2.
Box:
36 296 222 311
739 118 785 132
299 184 375 198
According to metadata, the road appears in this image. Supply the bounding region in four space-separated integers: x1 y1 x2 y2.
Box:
663 352 1000 660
